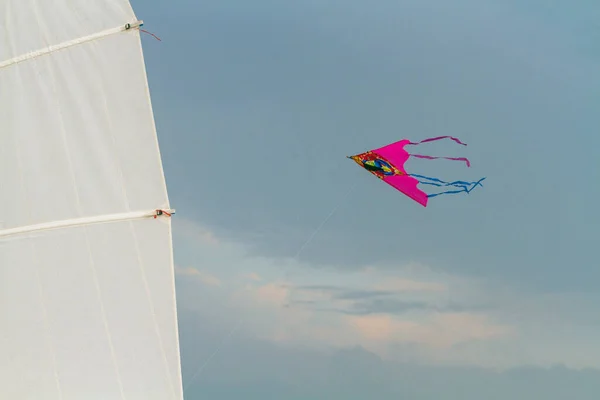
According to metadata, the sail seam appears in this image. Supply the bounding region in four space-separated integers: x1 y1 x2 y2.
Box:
0 20 144 70
130 220 179 399
0 209 174 239
24 7 67 397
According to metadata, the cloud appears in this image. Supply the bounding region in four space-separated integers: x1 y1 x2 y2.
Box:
341 298 440 315
286 282 464 316
176 267 202 276
177 308 600 400
242 272 263 282
173 218 600 369
175 218 220 246
173 222 513 359
176 266 222 287
375 278 447 293
349 312 512 348
219 277 513 360
254 283 288 306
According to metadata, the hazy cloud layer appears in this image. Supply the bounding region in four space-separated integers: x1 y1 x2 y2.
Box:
178 308 600 400
173 219 600 370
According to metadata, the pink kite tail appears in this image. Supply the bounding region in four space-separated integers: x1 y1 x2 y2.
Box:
408 136 467 146
409 154 471 167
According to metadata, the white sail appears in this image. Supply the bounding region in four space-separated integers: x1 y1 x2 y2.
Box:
0 1 183 399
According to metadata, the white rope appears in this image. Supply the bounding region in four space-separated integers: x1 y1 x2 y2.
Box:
0 21 143 70
0 209 174 240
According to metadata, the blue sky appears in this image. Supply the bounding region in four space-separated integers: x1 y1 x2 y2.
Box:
131 0 600 398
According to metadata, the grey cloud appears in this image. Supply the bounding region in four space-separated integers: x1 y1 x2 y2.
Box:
293 284 397 300
288 284 343 292
315 298 471 316
349 298 446 315
334 290 397 300
293 285 391 297
289 285 473 315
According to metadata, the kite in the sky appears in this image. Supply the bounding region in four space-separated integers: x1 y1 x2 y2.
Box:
348 136 485 207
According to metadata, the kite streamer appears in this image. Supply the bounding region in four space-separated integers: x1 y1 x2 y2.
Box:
407 135 467 146
409 154 471 167
348 136 485 206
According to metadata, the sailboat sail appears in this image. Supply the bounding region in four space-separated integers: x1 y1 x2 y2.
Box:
0 1 183 399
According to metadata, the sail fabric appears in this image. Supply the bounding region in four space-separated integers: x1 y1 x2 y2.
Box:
0 1 183 399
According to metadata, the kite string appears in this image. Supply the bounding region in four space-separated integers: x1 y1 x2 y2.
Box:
293 184 356 259
182 319 243 392
140 29 162 41
182 182 357 394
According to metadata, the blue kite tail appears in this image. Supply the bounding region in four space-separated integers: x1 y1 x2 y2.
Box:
409 174 486 198
427 177 486 198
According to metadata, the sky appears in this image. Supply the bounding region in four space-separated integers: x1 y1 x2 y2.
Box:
131 0 600 398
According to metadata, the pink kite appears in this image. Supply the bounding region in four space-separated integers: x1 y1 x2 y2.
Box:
348 136 485 207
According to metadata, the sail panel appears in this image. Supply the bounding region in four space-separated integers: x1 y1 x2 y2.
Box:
0 1 183 399
0 218 181 399
0 30 168 230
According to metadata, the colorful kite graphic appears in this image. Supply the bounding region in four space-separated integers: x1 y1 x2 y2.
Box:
348 136 485 207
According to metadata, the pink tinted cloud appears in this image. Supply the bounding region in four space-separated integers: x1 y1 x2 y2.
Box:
254 283 289 306
176 218 220 245
348 312 513 349
176 267 222 287
244 272 263 282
